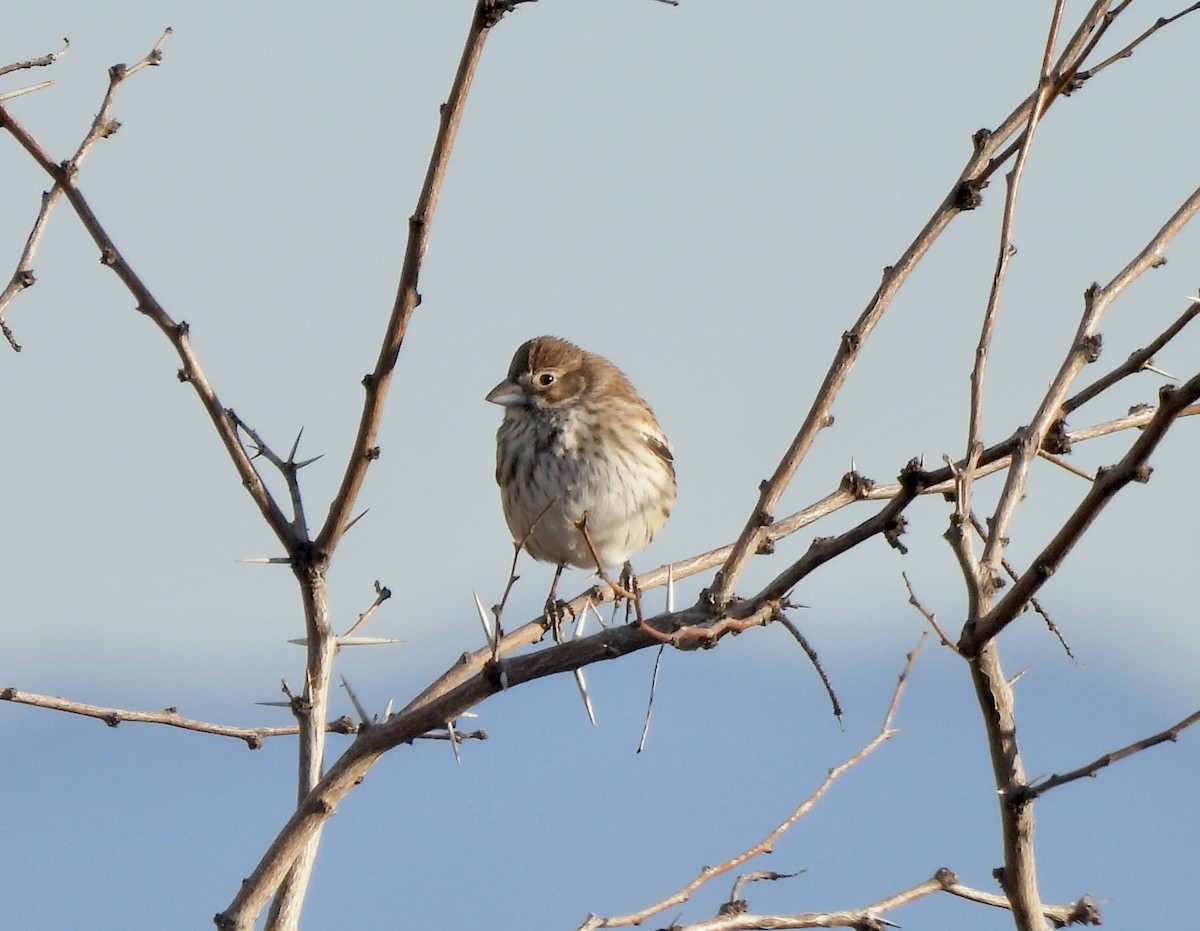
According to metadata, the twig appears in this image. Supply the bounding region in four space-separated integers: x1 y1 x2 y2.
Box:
967 512 1075 662
0 33 170 349
726 870 803 909
0 38 69 78
227 414 318 539
1063 297 1200 414
342 581 392 638
0 80 53 102
776 614 842 721
0 687 356 749
214 7 524 924
703 0 1168 609
578 868 1096 931
0 104 295 551
964 373 1200 649
1019 707 1200 802
1036 449 1094 482
1077 2 1200 79
581 638 923 929
636 644 665 753
901 573 961 654
978 179 1200 612
314 0 500 556
968 1 1068 607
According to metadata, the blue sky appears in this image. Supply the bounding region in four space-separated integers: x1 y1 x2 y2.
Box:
3 3 1199 929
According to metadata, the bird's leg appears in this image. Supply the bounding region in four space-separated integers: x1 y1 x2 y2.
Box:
619 561 645 625
487 541 526 660
544 563 570 643
574 514 644 623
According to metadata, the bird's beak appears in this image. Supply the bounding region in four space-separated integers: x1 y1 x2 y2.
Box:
486 379 525 406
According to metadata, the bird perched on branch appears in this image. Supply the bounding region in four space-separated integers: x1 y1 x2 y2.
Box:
487 335 675 619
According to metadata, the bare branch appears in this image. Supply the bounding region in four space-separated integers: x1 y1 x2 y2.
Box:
0 47 297 550
0 80 53 102
776 613 842 721
625 868 1098 931
976 180 1200 622
964 373 1200 649
964 0 1068 552
1077 2 1200 79
582 639 922 929
706 0 1181 608
1019 707 1200 802
1063 297 1200 414
902 573 961 654
0 33 171 349
0 687 357 749
0 38 69 78
315 1 507 554
342 581 393 639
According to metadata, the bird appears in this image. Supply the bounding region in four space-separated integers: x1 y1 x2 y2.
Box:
486 335 675 623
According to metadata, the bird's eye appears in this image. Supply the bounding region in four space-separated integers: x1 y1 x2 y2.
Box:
537 372 556 387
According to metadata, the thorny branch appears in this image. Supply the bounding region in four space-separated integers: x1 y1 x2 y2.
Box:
644 868 1098 931
0 33 166 350
1018 707 1200 802
577 637 923 930
961 3 1069 637
4 4 1200 931
704 0 1196 608
0 687 486 749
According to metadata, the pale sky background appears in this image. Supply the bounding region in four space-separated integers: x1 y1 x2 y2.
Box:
3 3 1199 930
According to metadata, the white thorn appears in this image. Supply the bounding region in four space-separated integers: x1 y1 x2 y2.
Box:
573 668 597 727
1143 362 1178 380
0 80 54 101
473 590 493 644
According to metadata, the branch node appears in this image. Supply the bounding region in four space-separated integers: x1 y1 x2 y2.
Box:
841 470 875 499
933 866 959 889
883 515 908 554
1042 418 1072 455
953 177 985 211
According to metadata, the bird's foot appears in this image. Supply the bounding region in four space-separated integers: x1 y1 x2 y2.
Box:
544 596 574 644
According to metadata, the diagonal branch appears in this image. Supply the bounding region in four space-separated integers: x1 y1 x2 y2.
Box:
578 637 923 930
636 868 1098 931
0 38 70 78
704 0 1169 608
964 371 1200 650
0 31 169 351
963 1 1068 604
1063 298 1200 415
0 50 296 552
315 0 513 554
1018 707 1200 802
0 687 356 749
